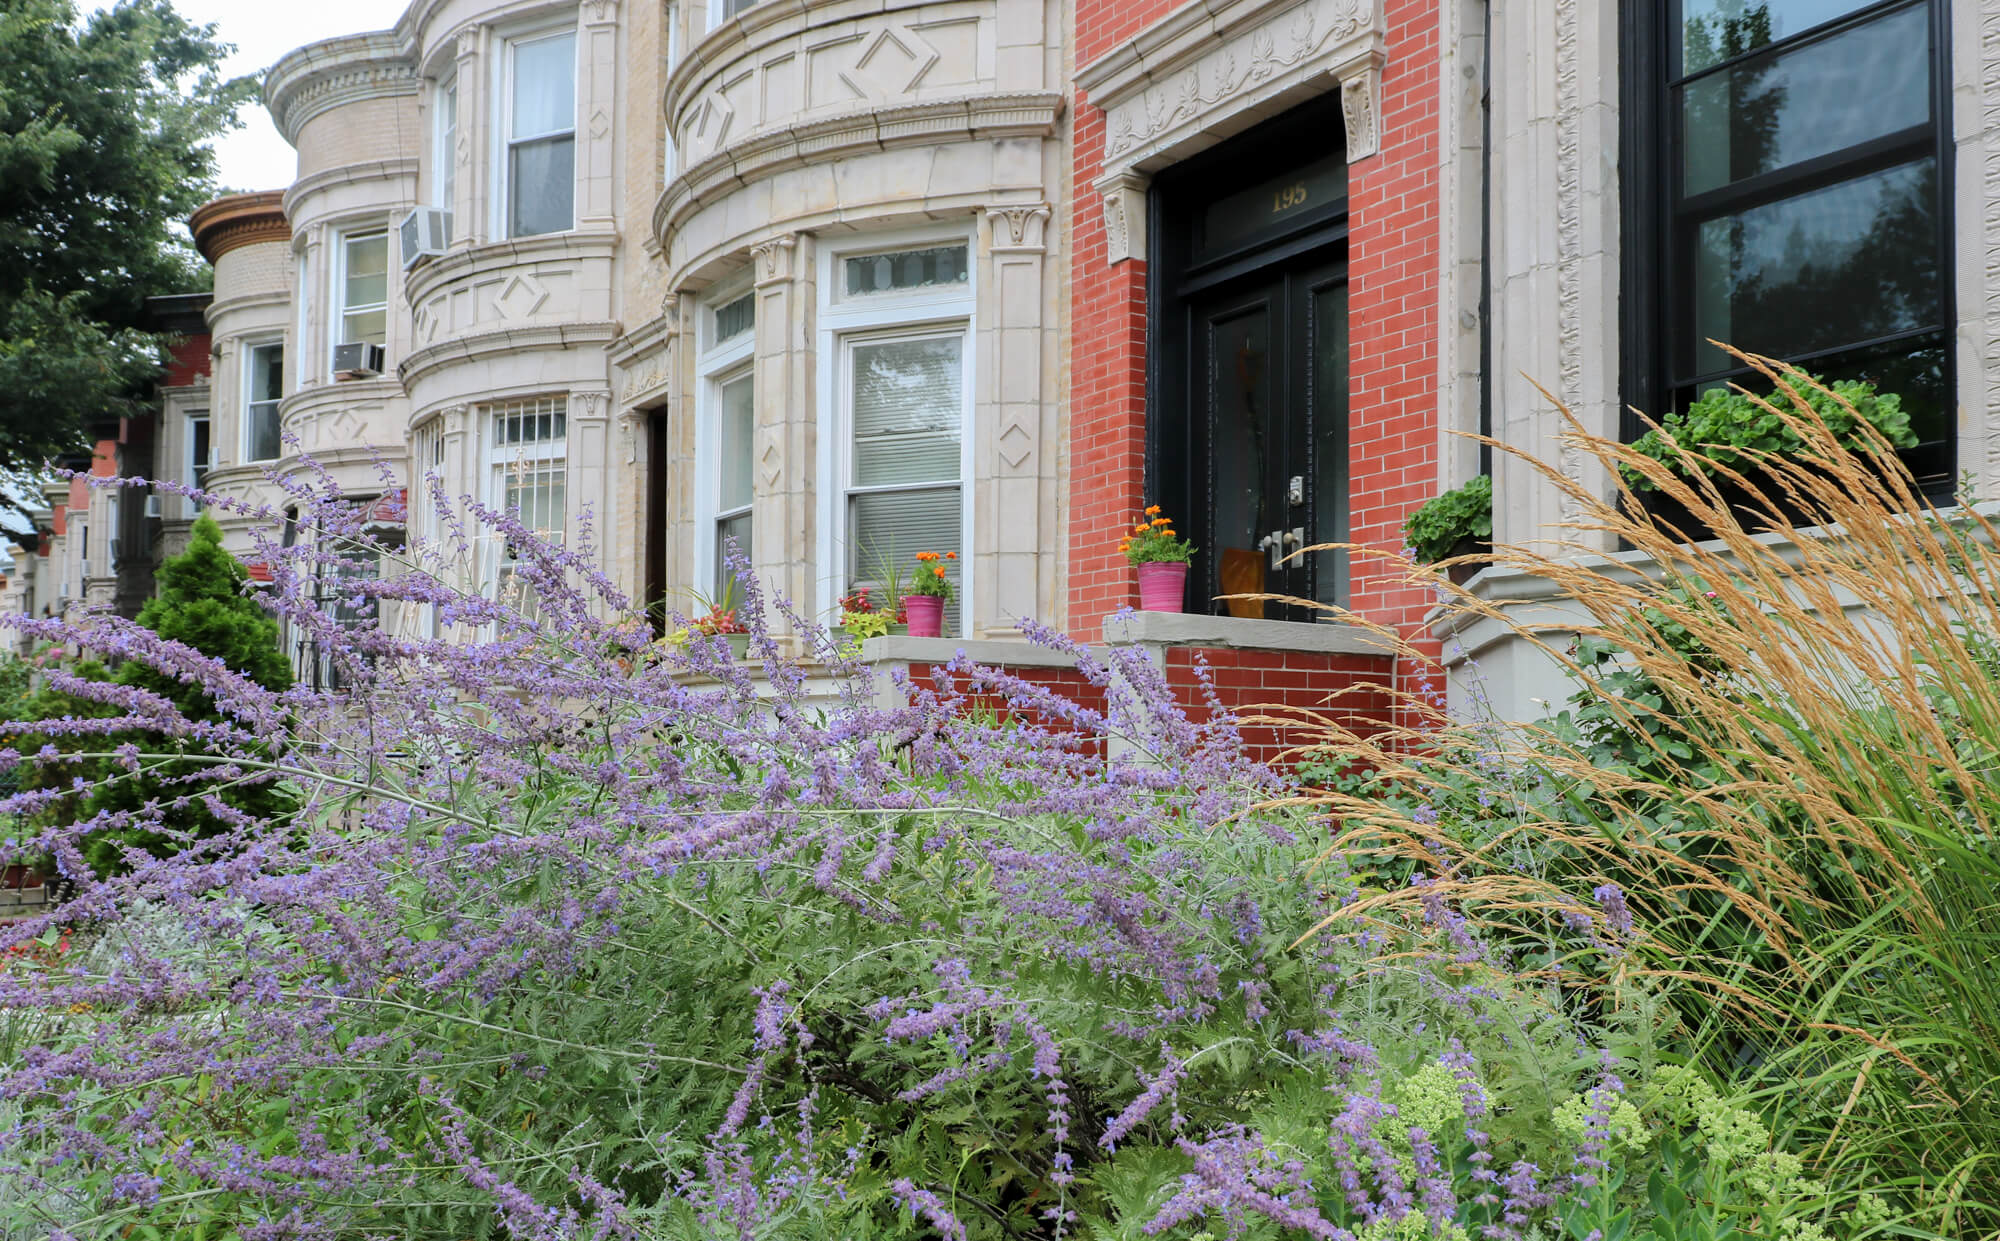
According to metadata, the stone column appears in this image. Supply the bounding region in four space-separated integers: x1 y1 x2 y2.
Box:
577 0 620 229
452 28 482 248
975 203 1055 635
749 233 816 633
1488 0 1621 559
566 387 614 613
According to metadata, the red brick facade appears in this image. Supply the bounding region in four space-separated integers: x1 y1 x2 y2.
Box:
1067 0 1444 735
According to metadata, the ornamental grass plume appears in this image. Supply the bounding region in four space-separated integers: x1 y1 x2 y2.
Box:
0 453 1707 1238
1292 352 2000 1238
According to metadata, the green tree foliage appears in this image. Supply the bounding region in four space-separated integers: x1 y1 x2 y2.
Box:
0 0 254 466
84 513 292 873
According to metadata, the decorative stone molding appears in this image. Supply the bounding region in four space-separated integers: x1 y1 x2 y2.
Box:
583 0 618 25
189 192 291 263
1092 170 1149 265
653 93 1064 246
282 158 421 226
1077 0 1384 173
264 32 418 146
570 390 612 421
397 321 621 387
983 203 1051 252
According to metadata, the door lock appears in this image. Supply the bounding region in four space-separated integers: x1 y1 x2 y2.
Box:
1287 475 1305 506
1259 528 1306 571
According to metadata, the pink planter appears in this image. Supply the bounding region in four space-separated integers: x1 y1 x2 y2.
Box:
1137 561 1188 612
905 595 945 637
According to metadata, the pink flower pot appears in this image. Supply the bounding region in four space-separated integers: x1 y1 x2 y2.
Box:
905 595 945 637
1137 561 1188 612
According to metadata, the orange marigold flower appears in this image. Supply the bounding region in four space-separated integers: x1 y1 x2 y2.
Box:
916 551 938 562
1150 517 1170 527
933 566 946 578
945 551 957 560
1133 524 1148 534
1144 505 1162 515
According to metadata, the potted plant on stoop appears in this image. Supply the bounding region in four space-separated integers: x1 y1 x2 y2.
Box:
1405 473 1492 585
904 551 956 637
838 587 893 648
1122 505 1196 612
690 585 753 660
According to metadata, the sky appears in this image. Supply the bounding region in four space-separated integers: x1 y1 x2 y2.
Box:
84 0 411 193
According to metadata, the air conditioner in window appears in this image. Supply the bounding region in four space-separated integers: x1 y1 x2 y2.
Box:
399 206 451 270
332 342 385 380
143 493 162 519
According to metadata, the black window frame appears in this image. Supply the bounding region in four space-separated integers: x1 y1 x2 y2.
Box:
1619 0 1956 495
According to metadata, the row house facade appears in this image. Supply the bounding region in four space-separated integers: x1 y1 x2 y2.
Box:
181 0 2000 730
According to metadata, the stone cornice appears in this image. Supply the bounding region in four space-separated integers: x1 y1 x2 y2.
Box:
1078 0 1383 171
403 228 621 309
652 92 1065 246
204 291 294 328
397 321 621 387
264 31 418 147
282 159 421 223
189 192 290 263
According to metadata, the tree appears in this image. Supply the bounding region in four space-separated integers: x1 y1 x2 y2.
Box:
0 0 254 466
84 513 292 873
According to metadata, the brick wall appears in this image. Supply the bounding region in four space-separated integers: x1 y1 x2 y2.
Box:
1068 0 1445 707
163 331 211 388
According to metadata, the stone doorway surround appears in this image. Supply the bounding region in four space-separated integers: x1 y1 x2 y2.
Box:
1076 0 1385 265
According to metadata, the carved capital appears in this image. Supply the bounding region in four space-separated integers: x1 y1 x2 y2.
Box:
441 404 471 436
1092 171 1149 265
455 28 478 60
1337 56 1382 162
750 234 800 286
570 389 613 421
583 0 619 23
984 203 1051 253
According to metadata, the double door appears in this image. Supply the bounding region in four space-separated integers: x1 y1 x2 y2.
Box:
1191 257 1349 621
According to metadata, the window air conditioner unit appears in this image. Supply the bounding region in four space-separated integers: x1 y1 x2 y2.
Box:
332 342 385 379
143 493 162 519
399 206 451 270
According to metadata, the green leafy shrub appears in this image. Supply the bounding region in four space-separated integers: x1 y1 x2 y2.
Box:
1404 474 1492 565
1623 374 1916 493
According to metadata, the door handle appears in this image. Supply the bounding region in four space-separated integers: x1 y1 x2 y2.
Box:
1258 530 1282 571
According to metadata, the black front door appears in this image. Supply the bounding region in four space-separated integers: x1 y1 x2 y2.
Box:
1191 258 1348 621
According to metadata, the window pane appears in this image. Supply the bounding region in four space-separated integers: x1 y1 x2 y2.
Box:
504 466 567 539
849 486 961 630
343 308 387 348
511 34 575 137
851 336 962 487
718 372 754 511
1689 158 1938 378
251 345 284 404
1681 5 1928 195
509 136 575 237
1680 0 1878 73
844 245 969 297
715 511 751 598
248 404 282 461
345 234 387 307
714 293 755 342
437 82 458 208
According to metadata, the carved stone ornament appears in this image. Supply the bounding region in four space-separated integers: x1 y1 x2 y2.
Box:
571 390 611 421
1339 62 1379 162
986 204 1051 252
750 234 799 286
1093 171 1149 265
1085 0 1384 170
584 0 618 24
456 28 478 60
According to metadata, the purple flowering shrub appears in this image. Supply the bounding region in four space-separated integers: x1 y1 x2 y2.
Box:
0 474 1829 1239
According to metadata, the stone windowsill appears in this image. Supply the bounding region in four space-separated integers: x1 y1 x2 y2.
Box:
1102 610 1394 656
858 635 1081 668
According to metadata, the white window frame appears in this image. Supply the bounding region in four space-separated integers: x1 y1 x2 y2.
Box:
710 0 761 27
814 227 977 630
433 75 458 213
482 396 569 605
329 227 390 373
186 411 211 514
493 23 578 241
694 283 757 602
243 339 285 463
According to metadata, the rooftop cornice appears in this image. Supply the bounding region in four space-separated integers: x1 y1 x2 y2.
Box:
189 191 290 263
264 31 418 147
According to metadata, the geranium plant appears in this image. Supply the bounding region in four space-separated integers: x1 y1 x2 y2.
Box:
907 550 956 599
688 583 748 636
1623 373 1918 492
1120 505 1194 564
837 587 892 641
1405 473 1493 565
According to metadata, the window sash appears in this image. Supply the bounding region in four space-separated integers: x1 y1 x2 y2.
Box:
435 79 458 210
503 31 576 238
335 232 389 354
245 344 285 461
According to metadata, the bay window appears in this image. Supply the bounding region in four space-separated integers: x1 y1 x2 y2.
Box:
698 290 755 600
822 238 972 634
501 29 576 238
1624 0 1952 488
244 342 284 462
